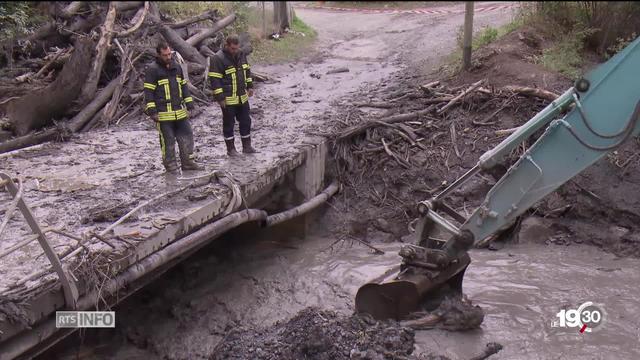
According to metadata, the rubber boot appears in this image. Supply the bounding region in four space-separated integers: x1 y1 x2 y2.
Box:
241 136 257 154
163 159 179 174
225 139 240 157
181 154 203 171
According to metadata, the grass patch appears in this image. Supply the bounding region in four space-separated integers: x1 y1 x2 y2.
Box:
157 2 318 65
251 15 318 65
534 28 595 79
441 17 525 76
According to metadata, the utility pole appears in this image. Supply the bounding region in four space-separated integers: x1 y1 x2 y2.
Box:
463 1 474 70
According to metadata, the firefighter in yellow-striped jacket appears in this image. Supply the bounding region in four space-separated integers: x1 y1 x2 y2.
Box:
209 35 257 156
144 42 203 173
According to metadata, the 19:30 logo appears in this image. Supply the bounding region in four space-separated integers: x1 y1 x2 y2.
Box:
551 301 606 333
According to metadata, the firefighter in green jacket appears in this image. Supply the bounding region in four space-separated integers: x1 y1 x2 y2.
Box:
208 35 257 156
144 42 203 173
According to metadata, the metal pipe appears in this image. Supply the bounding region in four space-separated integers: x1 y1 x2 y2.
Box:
433 164 480 201
0 209 267 360
426 210 461 237
264 181 340 227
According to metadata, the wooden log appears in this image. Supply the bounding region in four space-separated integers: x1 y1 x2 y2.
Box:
114 1 144 12
117 1 149 37
71 77 121 132
0 129 59 154
169 9 219 28
437 79 485 114
502 85 559 101
337 106 436 141
7 39 93 136
78 2 117 107
59 1 85 19
186 13 236 47
159 25 206 65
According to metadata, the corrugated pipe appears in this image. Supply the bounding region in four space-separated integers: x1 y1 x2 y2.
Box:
1 209 267 360
263 181 340 227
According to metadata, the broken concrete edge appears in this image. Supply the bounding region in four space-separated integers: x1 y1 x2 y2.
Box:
0 139 332 358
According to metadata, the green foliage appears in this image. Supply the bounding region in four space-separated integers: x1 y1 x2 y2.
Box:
473 27 498 49
158 1 250 35
0 2 45 41
605 32 638 59
535 28 596 79
251 15 317 64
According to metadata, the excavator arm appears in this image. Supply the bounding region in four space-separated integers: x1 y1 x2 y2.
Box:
356 36 640 320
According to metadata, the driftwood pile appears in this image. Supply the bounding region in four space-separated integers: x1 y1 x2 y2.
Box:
323 79 559 238
0 1 251 154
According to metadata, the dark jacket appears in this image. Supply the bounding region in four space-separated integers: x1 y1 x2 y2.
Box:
208 49 253 106
144 59 194 121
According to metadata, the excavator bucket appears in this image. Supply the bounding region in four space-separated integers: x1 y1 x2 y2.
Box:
355 215 471 320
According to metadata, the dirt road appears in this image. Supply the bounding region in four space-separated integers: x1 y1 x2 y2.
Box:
38 3 640 360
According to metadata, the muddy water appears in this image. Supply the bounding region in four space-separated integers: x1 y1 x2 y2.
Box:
417 243 640 360
41 224 640 360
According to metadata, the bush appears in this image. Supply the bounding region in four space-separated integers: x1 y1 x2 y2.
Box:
0 2 45 41
532 1 640 56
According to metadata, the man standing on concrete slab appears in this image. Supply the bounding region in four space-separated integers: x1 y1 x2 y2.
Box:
208 34 257 156
144 42 203 173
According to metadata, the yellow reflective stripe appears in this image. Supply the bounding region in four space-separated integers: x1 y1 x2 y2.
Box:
240 94 248 104
225 67 236 74
181 79 188 85
243 69 247 84
167 102 173 112
157 122 166 158
177 76 182 99
145 102 156 110
225 96 239 105
157 79 169 85
208 72 223 78
231 72 237 99
184 97 193 103
164 84 170 100
144 83 156 90
176 109 188 120
213 88 223 95
246 78 253 83
242 63 249 69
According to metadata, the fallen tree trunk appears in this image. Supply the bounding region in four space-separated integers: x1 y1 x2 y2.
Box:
59 1 85 19
117 1 149 37
169 9 219 28
114 1 144 12
186 13 236 47
502 85 559 101
7 39 94 136
70 77 121 132
0 129 60 154
78 2 117 106
159 25 206 65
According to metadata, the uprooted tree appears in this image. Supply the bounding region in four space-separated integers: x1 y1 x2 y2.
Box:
0 1 252 154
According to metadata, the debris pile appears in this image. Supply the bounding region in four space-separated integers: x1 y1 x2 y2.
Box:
0 2 255 154
212 307 418 360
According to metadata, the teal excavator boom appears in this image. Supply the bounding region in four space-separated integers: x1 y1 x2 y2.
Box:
356 36 640 320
